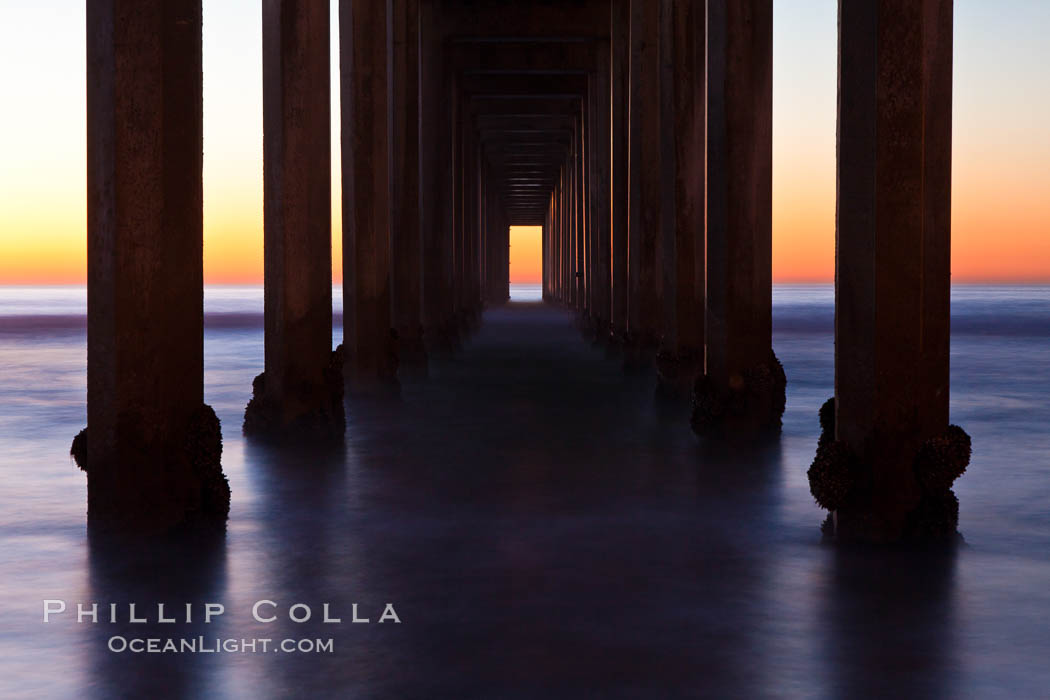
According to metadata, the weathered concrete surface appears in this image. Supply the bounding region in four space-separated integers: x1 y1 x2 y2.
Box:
656 0 706 400
419 2 457 354
826 0 958 542
392 0 427 374
588 48 612 336
83 0 228 531
246 0 343 440
696 0 784 436
609 0 630 344
625 0 662 367
341 0 398 394
572 124 585 312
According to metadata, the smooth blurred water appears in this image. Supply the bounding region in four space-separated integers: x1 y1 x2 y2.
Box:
509 283 542 301
0 284 1048 698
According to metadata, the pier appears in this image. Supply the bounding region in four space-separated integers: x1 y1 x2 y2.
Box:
77 0 965 542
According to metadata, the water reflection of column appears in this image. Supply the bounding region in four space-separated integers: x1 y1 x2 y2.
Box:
237 441 358 696
85 531 228 698
819 547 959 696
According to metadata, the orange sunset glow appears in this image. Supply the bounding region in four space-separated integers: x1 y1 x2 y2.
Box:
510 226 543 284
1 1 1048 285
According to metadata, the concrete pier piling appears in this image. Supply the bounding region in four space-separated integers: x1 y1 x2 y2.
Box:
391 0 428 375
80 0 228 531
624 0 662 370
811 0 968 543
340 0 399 395
245 0 343 441
692 0 785 439
656 0 706 401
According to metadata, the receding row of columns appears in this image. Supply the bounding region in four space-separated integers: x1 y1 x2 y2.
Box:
540 0 783 434
79 0 964 542
536 0 965 542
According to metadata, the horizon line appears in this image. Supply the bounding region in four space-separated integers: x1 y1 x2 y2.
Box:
2 279 1050 287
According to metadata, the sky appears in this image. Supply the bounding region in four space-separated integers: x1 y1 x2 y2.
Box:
0 0 1047 285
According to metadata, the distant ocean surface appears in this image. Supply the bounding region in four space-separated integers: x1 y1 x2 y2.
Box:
1 283 1048 696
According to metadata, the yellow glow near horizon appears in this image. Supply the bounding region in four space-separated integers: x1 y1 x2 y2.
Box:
509 226 543 284
1 1 1048 285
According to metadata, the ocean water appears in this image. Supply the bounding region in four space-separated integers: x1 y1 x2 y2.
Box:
0 284 1048 698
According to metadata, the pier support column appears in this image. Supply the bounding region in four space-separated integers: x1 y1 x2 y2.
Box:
562 165 571 304
609 0 630 346
245 0 342 440
77 0 229 530
461 124 481 327
573 123 585 313
391 0 427 375
341 0 398 394
809 0 969 543
692 0 784 438
591 45 612 340
656 0 705 401
420 5 456 353
624 0 663 369
419 5 446 351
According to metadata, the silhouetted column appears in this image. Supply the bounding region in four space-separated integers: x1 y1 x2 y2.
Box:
78 0 229 531
451 81 464 321
478 160 488 303
626 0 662 368
547 188 554 300
693 0 784 437
576 115 587 314
567 145 576 308
462 126 480 324
341 0 397 393
472 142 483 313
245 0 342 440
584 76 597 323
810 0 968 543
610 0 630 343
553 180 563 301
392 0 427 374
656 0 705 400
554 170 561 302
442 76 459 344
591 46 612 337
572 126 584 311
562 165 571 303
420 2 452 352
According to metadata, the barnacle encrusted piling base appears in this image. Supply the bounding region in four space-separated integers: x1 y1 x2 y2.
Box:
690 351 786 440
243 345 346 442
71 403 230 531
807 396 971 544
